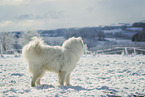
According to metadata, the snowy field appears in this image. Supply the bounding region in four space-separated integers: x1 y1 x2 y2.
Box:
0 54 145 97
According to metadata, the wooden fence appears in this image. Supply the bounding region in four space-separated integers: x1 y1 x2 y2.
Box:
95 47 145 55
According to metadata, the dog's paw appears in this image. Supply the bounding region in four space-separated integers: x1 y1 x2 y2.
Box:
31 84 35 87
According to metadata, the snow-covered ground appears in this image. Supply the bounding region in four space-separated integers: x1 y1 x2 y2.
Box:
0 55 145 97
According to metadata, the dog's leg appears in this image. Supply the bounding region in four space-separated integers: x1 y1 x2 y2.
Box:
36 70 45 86
58 71 67 86
65 73 71 86
31 70 45 87
31 75 37 87
36 79 41 85
36 74 44 85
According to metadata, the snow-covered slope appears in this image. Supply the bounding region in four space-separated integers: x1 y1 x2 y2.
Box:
0 55 145 96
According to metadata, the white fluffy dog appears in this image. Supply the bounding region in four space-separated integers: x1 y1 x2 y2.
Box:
22 37 84 87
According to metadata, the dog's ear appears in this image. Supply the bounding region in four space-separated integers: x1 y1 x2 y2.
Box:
78 37 82 40
34 43 41 55
78 37 84 47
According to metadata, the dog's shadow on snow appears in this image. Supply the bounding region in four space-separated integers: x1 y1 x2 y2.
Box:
35 84 86 91
60 85 118 92
35 84 55 90
35 84 118 93
60 85 90 91
35 84 90 91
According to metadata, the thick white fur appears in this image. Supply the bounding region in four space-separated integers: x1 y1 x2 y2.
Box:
22 37 84 87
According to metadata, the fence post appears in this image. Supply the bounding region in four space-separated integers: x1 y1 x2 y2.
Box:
125 47 128 55
133 48 136 55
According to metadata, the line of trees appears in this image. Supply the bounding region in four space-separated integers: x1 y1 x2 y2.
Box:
132 22 145 42
0 30 40 55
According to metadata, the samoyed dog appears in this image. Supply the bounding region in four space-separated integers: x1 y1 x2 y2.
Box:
22 37 84 87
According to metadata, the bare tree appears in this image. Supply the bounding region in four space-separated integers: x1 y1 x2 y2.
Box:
18 30 40 47
0 32 15 54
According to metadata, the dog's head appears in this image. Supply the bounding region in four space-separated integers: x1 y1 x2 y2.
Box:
62 37 84 55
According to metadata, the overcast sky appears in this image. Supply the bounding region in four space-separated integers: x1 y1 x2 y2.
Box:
0 0 145 32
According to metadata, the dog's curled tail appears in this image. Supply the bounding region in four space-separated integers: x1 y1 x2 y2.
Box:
30 37 43 47
22 37 43 63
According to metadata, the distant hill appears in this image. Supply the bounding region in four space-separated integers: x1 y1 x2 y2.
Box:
3 21 145 50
